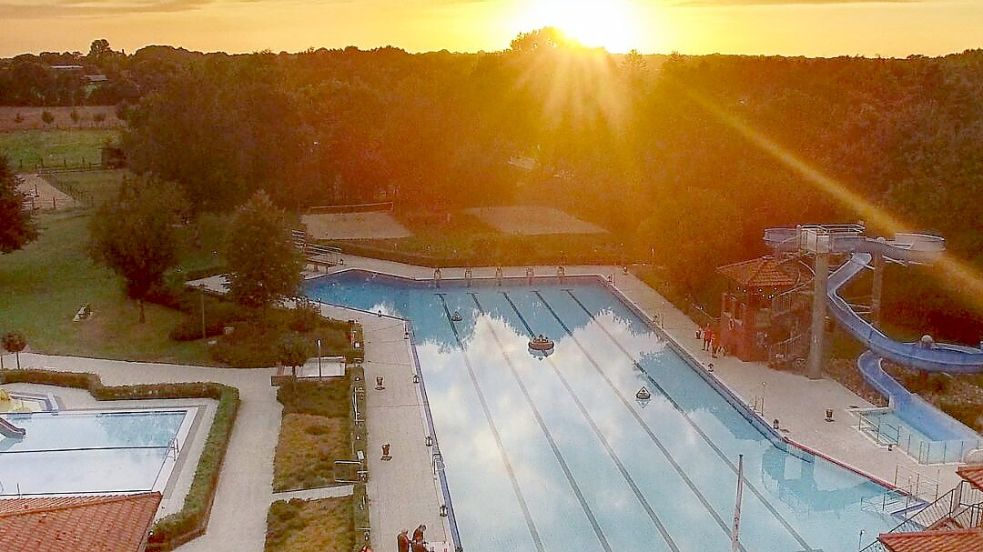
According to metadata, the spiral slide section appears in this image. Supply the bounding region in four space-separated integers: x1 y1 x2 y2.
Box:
828 251 983 374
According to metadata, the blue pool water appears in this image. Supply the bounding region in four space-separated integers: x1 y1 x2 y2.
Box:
308 272 898 552
0 410 189 495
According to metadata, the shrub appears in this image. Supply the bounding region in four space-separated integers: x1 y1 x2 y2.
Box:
40 110 55 125
277 377 351 418
0 369 240 552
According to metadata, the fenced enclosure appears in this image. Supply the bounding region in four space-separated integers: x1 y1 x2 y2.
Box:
857 408 982 464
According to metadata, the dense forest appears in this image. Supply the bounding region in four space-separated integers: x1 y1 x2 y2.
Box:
4 34 982 335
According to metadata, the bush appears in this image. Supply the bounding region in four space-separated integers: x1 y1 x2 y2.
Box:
0 369 240 552
277 377 351 418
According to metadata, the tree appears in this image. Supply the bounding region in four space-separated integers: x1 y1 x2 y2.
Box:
89 176 187 322
225 191 304 309
1 331 27 369
277 334 312 380
0 156 37 253
40 110 54 126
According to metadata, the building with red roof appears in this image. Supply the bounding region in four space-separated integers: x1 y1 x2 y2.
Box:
0 492 161 552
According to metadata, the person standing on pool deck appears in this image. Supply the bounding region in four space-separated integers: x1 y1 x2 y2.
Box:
397 529 411 552
412 524 427 551
703 325 713 351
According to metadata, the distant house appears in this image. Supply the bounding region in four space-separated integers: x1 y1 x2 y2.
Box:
0 492 162 552
49 65 84 72
86 74 109 83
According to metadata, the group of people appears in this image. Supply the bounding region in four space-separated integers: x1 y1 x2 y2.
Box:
397 524 429 552
700 324 724 358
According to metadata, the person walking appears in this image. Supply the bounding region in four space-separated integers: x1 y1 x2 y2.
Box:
412 524 427 543
397 529 411 552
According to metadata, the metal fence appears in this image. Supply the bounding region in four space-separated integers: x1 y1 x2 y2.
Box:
857 409 981 464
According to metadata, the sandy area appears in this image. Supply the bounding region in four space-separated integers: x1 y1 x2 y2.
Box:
301 212 412 240
466 206 606 235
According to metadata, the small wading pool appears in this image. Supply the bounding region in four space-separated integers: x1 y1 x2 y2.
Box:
0 408 195 496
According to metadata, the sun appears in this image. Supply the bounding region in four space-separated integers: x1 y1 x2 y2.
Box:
516 0 640 53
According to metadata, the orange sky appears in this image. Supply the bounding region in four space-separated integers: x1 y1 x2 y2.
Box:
0 1 980 58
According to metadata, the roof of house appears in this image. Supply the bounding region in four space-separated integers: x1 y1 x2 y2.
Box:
0 492 161 552
716 256 803 289
956 464 983 491
879 528 983 552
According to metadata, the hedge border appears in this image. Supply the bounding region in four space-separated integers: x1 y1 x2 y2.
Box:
0 369 240 552
348 363 370 551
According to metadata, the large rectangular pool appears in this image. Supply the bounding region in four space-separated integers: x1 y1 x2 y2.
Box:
307 271 898 551
0 409 194 496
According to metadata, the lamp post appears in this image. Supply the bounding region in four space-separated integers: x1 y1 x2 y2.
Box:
199 284 206 340
317 339 322 379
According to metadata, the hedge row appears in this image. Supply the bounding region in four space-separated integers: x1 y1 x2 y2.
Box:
321 236 635 269
348 363 370 552
0 369 240 551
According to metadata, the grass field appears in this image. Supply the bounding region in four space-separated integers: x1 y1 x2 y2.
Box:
45 169 128 207
266 497 353 552
0 210 218 364
0 129 119 170
0 168 231 365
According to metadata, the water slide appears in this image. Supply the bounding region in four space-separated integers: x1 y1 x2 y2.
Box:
828 250 983 374
765 226 983 374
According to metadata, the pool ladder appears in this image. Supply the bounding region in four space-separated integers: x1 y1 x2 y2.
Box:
168 437 181 460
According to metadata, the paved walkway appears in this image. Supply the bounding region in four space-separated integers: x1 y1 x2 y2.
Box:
4 353 281 552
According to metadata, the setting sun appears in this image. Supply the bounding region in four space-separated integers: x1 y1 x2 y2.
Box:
515 0 641 52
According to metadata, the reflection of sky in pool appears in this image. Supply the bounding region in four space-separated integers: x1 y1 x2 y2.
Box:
0 410 188 495
308 272 897 552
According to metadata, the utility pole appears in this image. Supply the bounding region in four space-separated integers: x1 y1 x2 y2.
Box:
807 231 829 380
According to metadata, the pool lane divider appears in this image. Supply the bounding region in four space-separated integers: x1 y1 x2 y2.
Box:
436 293 547 552
561 289 814 552
525 290 746 552
470 293 613 552
501 291 684 552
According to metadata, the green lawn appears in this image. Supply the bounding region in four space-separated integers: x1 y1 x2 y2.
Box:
45 169 128 207
0 129 119 170
0 210 219 364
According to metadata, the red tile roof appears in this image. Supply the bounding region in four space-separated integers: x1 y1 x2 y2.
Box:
716 256 802 289
0 493 161 552
956 464 983 491
880 528 983 552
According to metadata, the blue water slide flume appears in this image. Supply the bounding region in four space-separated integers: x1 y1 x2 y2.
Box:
811 232 982 459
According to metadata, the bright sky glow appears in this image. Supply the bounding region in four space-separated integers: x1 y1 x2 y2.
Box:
0 1 980 57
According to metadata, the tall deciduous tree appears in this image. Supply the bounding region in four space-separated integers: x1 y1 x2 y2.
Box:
225 191 303 309
0 156 36 253
89 175 186 322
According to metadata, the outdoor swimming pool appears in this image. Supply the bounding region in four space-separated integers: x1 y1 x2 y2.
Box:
0 409 194 496
307 271 899 551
